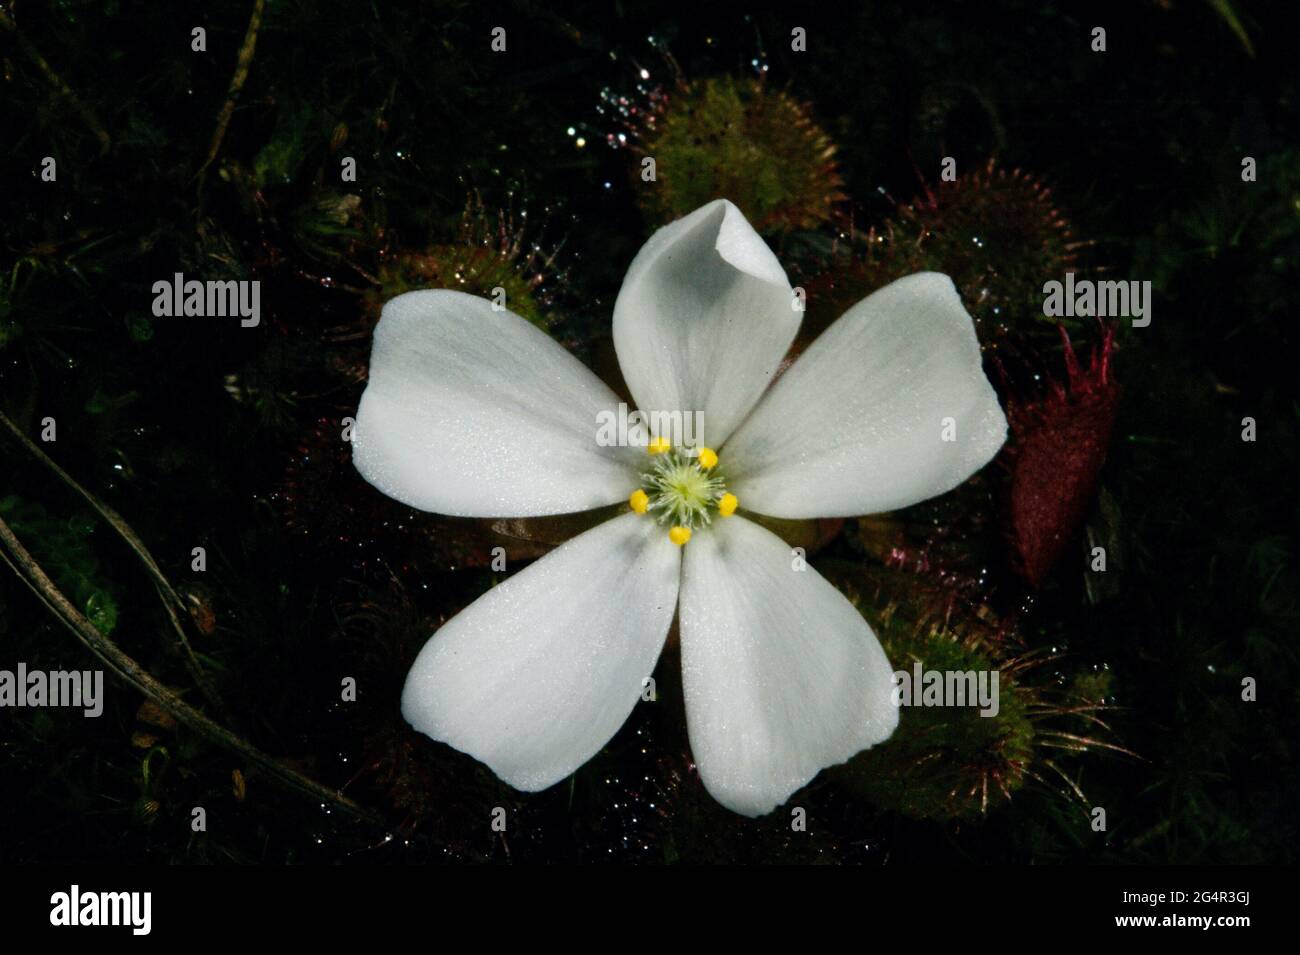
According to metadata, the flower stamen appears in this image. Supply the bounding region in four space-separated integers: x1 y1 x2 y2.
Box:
630 445 733 542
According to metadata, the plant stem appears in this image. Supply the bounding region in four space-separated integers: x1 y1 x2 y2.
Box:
197 0 266 183
0 513 383 826
0 409 224 713
0 9 112 154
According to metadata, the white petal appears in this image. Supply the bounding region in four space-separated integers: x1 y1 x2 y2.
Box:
678 516 898 816
401 513 681 791
354 289 639 517
723 273 1007 518
613 199 800 448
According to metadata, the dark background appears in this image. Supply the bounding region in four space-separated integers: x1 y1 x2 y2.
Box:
1 0 1296 863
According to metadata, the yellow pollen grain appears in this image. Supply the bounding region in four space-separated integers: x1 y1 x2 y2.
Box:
629 489 649 514
668 526 692 546
647 435 672 455
718 493 738 517
697 447 718 469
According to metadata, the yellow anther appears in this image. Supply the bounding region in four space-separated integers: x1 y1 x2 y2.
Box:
629 489 650 514
718 492 739 517
697 447 718 469
668 526 692 546
647 435 672 455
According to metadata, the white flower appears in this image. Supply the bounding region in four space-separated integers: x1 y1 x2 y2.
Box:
351 199 1007 817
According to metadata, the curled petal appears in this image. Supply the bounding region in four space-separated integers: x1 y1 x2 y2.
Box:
613 199 800 448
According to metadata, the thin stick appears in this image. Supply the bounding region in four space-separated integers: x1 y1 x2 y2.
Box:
0 409 221 712
0 9 112 154
0 513 383 825
196 0 266 182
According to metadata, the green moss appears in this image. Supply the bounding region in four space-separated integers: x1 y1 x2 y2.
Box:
806 162 1078 348
369 243 546 328
638 76 843 232
838 609 1036 820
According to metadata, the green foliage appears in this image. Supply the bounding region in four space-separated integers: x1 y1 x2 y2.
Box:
371 242 546 328
805 162 1080 349
840 616 1036 820
637 76 844 232
0 496 119 634
254 101 320 190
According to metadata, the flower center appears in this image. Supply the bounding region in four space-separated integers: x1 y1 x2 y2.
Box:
628 443 739 546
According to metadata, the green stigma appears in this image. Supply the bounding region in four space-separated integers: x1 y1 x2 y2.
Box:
641 448 726 528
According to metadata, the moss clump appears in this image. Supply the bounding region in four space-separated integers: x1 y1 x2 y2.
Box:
369 244 545 328
827 566 1037 820
363 202 551 330
847 617 1035 820
807 161 1078 348
636 76 844 233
